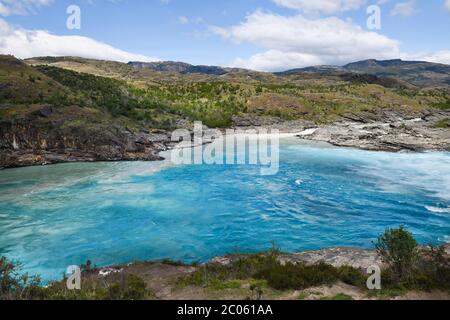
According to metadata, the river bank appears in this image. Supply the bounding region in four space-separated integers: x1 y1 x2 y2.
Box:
77 244 450 300
1 109 449 169
233 110 450 152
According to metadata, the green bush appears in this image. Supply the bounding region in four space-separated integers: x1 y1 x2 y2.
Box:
375 226 450 292
0 257 42 300
38 273 151 300
180 249 365 292
255 262 338 291
375 226 418 283
0 256 152 300
336 266 367 287
121 274 148 300
434 118 450 128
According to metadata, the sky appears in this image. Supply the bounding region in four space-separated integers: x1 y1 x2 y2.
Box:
0 0 450 71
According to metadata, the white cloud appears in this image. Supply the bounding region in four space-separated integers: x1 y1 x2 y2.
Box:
0 0 53 16
272 0 366 14
178 16 189 24
445 0 450 12
0 18 159 62
177 16 204 25
404 51 450 65
212 11 401 71
232 50 325 71
390 0 416 16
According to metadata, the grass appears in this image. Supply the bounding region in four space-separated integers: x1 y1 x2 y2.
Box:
367 288 408 300
177 251 366 293
209 280 242 291
434 118 449 128
321 293 354 300
297 292 309 300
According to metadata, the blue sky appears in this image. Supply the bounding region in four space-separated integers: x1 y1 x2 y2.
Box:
1 0 450 71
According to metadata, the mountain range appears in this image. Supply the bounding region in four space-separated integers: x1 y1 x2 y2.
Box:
122 59 450 88
275 59 450 88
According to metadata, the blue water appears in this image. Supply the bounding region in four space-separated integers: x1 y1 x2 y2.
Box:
0 138 449 281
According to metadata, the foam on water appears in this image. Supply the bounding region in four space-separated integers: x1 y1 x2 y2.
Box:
426 206 450 214
0 138 449 281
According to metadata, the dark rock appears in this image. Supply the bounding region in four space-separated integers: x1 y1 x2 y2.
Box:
38 105 54 118
0 120 169 169
128 61 228 75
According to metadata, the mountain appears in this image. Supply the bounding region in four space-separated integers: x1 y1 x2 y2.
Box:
128 61 231 76
31 56 450 89
277 59 450 88
275 65 345 75
344 59 450 87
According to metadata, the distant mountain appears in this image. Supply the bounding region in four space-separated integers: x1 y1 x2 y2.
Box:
274 65 345 75
277 59 450 88
344 59 425 70
29 56 450 88
128 61 230 76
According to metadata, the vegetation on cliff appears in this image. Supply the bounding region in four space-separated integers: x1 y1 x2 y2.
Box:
4 55 449 129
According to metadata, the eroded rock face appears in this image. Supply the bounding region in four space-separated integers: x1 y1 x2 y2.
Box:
277 248 383 270
210 248 383 270
0 121 167 168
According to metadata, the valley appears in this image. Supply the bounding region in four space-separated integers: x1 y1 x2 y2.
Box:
1 55 450 168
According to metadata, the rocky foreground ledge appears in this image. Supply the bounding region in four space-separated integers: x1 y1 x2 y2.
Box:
90 244 450 300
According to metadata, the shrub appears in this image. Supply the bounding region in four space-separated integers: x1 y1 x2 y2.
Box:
321 293 354 300
180 248 366 292
255 262 338 291
375 226 418 283
121 274 148 300
374 226 450 292
412 246 450 291
0 256 152 300
336 266 367 288
0 257 42 300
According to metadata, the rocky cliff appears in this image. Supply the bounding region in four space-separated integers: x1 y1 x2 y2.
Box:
0 112 168 169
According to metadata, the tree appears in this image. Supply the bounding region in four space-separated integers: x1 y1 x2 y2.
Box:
375 226 418 283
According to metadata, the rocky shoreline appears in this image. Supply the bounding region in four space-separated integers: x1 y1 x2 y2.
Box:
1 109 449 169
0 121 172 169
234 109 450 152
299 112 450 152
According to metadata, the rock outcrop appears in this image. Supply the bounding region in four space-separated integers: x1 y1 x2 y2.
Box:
0 120 170 169
298 110 450 152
